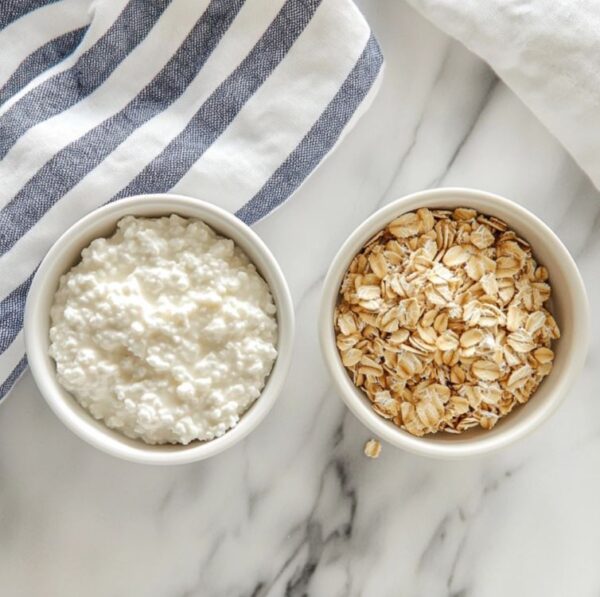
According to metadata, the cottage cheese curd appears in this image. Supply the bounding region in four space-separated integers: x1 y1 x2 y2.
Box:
49 215 278 445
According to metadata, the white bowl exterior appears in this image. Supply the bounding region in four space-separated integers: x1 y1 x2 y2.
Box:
320 188 590 458
25 195 295 465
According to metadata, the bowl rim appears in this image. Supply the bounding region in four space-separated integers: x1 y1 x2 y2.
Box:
24 194 295 465
319 187 590 458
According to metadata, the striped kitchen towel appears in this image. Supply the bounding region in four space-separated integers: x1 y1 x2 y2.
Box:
0 0 383 401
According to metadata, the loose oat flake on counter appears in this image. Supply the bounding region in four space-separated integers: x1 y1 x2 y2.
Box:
364 439 382 458
334 207 561 437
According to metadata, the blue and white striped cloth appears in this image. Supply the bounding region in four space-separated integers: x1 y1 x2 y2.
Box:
0 0 383 402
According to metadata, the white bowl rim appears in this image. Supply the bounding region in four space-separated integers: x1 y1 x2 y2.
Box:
319 187 590 459
25 194 295 465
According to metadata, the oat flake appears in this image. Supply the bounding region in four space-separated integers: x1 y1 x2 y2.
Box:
334 208 560 437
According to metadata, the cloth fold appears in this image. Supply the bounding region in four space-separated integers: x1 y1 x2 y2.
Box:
407 0 600 189
0 0 383 401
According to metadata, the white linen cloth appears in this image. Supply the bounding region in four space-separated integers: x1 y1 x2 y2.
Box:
0 0 383 401
408 0 600 189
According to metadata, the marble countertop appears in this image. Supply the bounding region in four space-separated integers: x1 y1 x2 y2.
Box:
3 2 599 596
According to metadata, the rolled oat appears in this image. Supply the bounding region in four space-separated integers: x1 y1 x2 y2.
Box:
335 208 560 437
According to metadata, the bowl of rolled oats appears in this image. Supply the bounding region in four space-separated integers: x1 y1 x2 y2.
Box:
320 188 589 458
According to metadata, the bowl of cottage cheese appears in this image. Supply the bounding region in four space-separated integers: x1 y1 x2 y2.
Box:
24 195 294 465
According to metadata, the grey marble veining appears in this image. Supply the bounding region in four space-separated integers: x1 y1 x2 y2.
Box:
2 2 600 596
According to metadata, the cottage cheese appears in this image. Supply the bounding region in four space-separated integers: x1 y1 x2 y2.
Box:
49 215 278 445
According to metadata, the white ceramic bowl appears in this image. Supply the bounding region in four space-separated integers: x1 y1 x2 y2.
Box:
25 195 295 465
320 187 590 458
